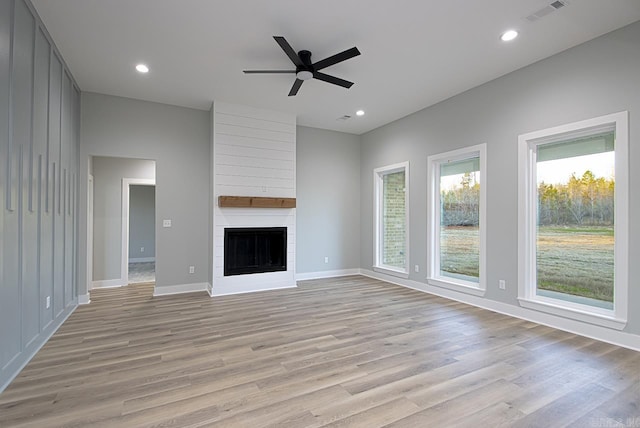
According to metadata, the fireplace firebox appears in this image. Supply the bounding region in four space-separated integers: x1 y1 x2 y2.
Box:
224 227 287 276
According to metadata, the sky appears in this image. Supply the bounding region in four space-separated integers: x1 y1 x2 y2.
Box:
440 171 479 191
537 152 615 185
439 151 614 191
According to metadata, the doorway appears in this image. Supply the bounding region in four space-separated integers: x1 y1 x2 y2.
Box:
122 179 156 285
88 156 156 289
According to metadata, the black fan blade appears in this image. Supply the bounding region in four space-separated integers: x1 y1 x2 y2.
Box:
312 47 360 71
243 70 296 74
274 36 303 67
313 72 354 89
288 79 303 96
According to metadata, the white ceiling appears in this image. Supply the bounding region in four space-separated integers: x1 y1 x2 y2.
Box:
31 0 640 135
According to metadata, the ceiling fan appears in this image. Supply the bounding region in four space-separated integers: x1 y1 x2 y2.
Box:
243 36 361 96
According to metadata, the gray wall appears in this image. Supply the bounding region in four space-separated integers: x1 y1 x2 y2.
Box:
360 22 640 335
297 126 361 273
129 185 156 261
80 93 210 292
0 0 80 391
91 157 155 281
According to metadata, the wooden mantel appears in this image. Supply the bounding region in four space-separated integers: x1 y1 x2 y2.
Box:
218 196 296 209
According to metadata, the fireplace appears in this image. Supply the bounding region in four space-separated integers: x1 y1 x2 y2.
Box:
224 227 287 276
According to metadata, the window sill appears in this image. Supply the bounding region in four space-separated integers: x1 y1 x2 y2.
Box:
428 277 485 297
518 297 626 330
373 266 409 279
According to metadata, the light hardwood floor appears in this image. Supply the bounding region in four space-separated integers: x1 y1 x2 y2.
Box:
1 276 638 427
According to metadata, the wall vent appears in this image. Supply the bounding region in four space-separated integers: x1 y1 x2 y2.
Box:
525 0 567 22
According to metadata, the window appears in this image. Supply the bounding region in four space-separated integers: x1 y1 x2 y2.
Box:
374 162 409 277
428 144 486 295
518 112 628 329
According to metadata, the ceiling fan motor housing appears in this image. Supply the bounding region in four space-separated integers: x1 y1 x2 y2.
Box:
296 50 314 80
298 50 313 66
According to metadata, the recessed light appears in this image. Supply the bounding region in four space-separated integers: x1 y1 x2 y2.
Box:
356 110 365 116
135 64 149 73
500 30 518 42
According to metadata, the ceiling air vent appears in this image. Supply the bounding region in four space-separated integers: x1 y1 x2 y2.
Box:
336 115 352 121
525 0 567 22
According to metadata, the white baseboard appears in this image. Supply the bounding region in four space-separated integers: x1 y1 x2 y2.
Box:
210 283 297 297
153 282 209 297
78 294 91 305
360 269 640 352
92 279 125 289
296 269 361 281
129 257 155 263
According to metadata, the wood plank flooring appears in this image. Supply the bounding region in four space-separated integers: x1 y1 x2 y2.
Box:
1 276 638 427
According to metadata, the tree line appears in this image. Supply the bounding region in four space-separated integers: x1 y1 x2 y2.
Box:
538 170 614 226
441 170 614 227
441 172 479 226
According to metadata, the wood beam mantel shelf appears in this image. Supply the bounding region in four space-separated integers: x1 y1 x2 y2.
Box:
218 196 296 208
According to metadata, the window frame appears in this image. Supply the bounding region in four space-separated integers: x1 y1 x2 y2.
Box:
517 111 628 330
427 144 487 296
373 161 410 278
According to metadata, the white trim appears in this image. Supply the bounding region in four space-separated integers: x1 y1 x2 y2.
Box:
360 269 640 352
210 284 297 297
296 269 361 281
427 277 485 297
121 178 155 288
129 257 155 263
427 144 487 295
78 294 91 305
91 279 126 289
87 174 93 291
373 161 410 275
153 282 209 297
518 297 625 330
517 111 628 329
373 266 409 279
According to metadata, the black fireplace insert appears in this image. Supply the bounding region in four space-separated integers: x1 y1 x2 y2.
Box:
224 227 287 276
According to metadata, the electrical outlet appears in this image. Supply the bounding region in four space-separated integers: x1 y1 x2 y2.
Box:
46 296 50 309
324 256 329 264
140 246 144 253
189 266 195 274
414 265 419 273
499 280 506 290
163 219 172 228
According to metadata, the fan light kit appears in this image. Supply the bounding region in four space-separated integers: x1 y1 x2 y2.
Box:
296 70 313 81
244 36 361 96
135 64 149 73
500 30 518 42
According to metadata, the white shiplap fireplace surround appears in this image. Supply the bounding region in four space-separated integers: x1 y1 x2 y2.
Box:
211 102 296 296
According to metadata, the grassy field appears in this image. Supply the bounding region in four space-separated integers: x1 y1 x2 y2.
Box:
441 226 614 302
536 226 613 302
440 226 480 278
